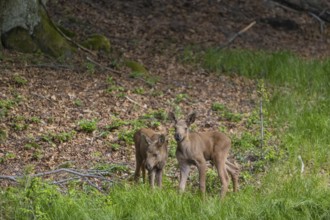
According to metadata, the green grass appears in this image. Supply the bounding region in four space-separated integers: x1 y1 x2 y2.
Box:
1 49 329 219
192 48 330 171
1 174 329 220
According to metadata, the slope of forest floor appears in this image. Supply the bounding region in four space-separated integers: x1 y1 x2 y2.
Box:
0 0 329 184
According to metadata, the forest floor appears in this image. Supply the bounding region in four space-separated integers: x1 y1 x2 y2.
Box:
0 0 329 184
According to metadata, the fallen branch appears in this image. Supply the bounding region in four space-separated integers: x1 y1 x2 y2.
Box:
86 56 124 76
125 96 148 109
0 168 116 192
0 175 17 182
308 12 326 33
219 21 256 49
25 64 75 70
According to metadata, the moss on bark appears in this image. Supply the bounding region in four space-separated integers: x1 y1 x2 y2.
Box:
1 27 38 53
32 4 75 57
81 34 111 53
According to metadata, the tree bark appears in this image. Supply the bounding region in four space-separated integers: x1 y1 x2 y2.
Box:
0 0 74 57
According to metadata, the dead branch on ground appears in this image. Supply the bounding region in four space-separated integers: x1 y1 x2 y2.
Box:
0 168 120 192
219 21 256 50
86 56 124 76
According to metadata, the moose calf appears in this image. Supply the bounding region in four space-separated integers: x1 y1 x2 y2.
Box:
134 128 168 188
169 112 239 198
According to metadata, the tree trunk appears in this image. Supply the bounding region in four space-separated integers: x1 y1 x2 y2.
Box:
0 0 74 57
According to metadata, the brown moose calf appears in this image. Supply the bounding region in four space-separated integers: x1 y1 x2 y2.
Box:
134 128 168 188
169 112 239 198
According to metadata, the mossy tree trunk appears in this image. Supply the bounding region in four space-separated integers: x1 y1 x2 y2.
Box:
0 0 74 57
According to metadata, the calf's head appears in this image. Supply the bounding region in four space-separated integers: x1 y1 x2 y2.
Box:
168 112 196 142
143 134 167 171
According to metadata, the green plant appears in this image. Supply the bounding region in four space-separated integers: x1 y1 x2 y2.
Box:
211 102 226 112
12 74 28 86
41 131 76 146
32 149 43 160
145 76 159 87
0 152 16 163
106 117 127 131
118 130 135 145
73 99 83 107
0 128 8 143
133 87 145 95
85 62 95 74
78 119 97 133
53 131 77 143
12 115 29 131
111 143 120 151
0 98 16 119
175 93 189 103
29 116 41 124
24 141 40 150
211 102 242 122
107 85 125 93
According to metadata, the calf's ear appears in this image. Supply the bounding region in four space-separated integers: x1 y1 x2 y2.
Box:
142 134 152 145
186 112 196 126
168 112 177 123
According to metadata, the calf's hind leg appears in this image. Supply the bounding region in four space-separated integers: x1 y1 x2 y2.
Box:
215 156 230 198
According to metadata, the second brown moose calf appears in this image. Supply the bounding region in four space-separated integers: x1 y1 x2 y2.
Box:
169 112 239 198
134 128 168 188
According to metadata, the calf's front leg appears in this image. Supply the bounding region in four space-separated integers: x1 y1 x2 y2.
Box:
155 169 163 188
179 162 190 192
196 160 207 194
148 169 156 188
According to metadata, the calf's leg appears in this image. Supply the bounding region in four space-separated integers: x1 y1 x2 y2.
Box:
179 163 191 192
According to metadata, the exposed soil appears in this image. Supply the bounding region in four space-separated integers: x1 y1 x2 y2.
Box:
0 0 329 183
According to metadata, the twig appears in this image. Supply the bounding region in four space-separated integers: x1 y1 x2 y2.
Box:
52 177 79 185
86 56 123 76
125 96 148 109
269 0 299 12
260 95 264 148
308 12 325 33
85 177 103 191
219 21 256 49
32 168 111 181
25 64 75 70
0 175 17 182
298 155 305 174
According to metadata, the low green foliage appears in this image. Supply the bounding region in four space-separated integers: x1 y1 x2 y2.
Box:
73 99 83 107
211 102 242 122
0 98 16 119
78 119 97 133
42 130 77 144
12 74 28 86
106 76 125 94
11 115 29 131
175 93 189 103
85 62 96 74
0 128 8 143
132 86 145 95
0 152 16 163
